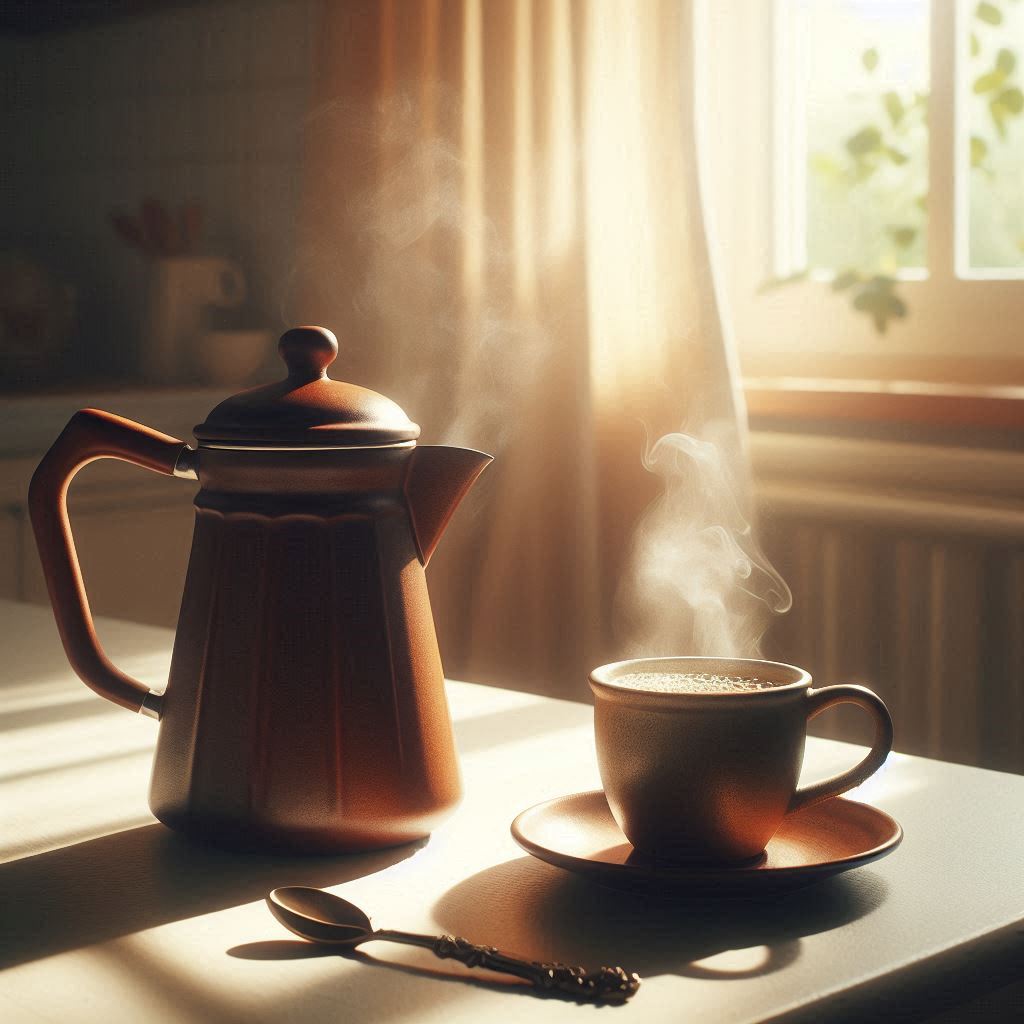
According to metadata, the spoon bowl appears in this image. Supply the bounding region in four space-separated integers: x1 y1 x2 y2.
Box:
267 887 373 947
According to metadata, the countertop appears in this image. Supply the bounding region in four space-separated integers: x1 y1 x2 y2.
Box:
1 600 1022 1022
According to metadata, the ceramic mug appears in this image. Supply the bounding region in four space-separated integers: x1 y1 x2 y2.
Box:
589 657 894 864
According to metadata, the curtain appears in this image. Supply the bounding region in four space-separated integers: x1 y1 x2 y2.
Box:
291 0 750 700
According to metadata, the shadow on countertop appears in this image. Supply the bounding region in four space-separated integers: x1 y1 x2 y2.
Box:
433 855 889 982
0 823 424 970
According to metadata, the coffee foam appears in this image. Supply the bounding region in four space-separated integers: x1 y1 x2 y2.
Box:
611 671 773 694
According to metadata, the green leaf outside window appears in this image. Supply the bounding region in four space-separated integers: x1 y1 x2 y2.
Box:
976 2 1004 26
846 126 883 156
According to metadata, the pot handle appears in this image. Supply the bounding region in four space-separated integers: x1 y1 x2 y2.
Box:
788 684 894 813
28 409 196 718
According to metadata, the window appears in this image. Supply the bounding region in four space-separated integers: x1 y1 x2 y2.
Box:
703 0 1024 385
961 0 1024 276
777 0 930 278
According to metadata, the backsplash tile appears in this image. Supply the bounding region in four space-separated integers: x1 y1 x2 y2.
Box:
2 0 316 389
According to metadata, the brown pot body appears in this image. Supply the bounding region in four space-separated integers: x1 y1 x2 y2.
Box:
29 405 488 854
30 331 490 854
148 446 461 852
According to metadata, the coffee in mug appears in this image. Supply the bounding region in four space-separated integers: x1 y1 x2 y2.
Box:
589 657 894 864
613 672 772 695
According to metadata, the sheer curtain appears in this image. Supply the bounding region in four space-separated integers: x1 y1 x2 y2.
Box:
291 0 747 699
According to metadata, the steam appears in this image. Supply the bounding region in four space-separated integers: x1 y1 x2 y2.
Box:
617 425 792 659
292 85 791 666
291 91 545 452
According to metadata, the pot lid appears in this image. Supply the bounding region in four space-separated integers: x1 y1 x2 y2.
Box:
194 327 420 447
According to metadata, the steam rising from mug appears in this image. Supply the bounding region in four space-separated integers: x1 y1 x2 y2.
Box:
617 427 792 659
292 87 790 666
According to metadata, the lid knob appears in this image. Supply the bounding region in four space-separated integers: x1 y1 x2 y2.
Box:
278 326 338 380
193 323 421 445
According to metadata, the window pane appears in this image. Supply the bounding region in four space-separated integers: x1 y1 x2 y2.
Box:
779 0 930 275
960 0 1024 275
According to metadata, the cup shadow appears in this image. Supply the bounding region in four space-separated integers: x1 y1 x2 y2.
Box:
0 823 424 970
433 857 889 981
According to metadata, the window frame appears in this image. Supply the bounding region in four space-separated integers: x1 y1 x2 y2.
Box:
701 0 1024 388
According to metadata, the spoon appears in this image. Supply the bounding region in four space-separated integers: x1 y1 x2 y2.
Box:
266 886 640 1003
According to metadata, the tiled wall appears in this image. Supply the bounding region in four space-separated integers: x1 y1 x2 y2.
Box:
1 0 315 385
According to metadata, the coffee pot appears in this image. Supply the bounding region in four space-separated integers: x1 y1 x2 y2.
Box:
30 326 491 852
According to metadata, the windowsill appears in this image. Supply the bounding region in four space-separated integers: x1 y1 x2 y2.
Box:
744 378 1024 432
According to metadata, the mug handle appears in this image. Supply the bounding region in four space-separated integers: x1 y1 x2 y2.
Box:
788 684 894 813
28 408 196 718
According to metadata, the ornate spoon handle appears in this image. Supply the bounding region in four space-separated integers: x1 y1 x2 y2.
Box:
374 929 641 1002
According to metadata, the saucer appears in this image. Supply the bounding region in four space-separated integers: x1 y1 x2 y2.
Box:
510 791 902 897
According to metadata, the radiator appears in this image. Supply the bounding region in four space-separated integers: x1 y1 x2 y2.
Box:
752 432 1024 774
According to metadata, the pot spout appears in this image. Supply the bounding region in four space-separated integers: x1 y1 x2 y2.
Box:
404 445 493 565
